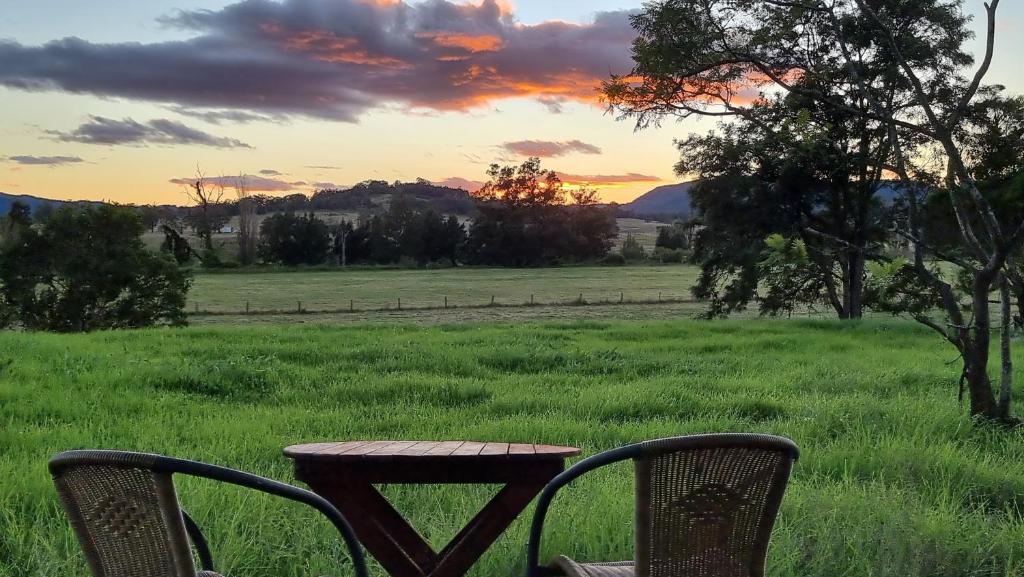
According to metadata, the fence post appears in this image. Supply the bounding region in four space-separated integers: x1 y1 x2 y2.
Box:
350 299 354 312
398 297 402 310
297 301 302 313
245 301 250 315
620 292 624 303
530 294 534 305
658 292 662 302
578 293 584 304
444 296 448 309
491 295 495 306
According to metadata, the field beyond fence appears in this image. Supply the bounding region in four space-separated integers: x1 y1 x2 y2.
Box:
188 265 702 316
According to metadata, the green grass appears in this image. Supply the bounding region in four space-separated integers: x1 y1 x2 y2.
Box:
188 265 701 314
2 319 1024 577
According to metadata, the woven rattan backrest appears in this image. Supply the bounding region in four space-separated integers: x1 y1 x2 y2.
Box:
633 436 796 577
52 456 196 577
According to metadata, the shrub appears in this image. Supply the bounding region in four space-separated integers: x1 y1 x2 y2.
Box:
602 253 627 266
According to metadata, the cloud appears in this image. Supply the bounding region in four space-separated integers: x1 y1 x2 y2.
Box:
434 177 485 192
0 1 636 121
169 106 279 125
306 165 342 170
501 139 602 158
169 174 303 192
259 169 283 176
6 155 84 166
557 172 662 186
52 116 251 148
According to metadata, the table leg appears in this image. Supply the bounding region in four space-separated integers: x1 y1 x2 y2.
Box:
430 482 546 577
314 481 437 577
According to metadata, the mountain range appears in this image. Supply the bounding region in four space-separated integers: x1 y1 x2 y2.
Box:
1 181 700 220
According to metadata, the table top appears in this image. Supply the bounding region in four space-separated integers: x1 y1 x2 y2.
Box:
284 440 580 462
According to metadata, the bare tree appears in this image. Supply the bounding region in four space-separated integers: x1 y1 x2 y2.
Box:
182 167 225 252
235 175 258 266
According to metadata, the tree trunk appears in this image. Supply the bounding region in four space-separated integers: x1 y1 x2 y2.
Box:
964 277 1000 419
846 251 865 319
999 276 1013 421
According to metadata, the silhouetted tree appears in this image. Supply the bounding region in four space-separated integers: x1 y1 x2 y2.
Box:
259 212 331 266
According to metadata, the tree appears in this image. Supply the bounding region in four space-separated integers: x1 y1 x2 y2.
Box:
604 0 1022 424
160 224 195 265
466 158 617 266
235 176 259 266
621 233 647 261
0 205 191 331
181 169 227 252
677 104 894 319
259 213 331 266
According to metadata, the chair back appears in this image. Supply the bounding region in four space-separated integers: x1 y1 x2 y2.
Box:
49 451 196 577
633 434 798 577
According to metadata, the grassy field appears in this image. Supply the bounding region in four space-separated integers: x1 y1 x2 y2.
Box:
188 265 701 314
3 319 1024 577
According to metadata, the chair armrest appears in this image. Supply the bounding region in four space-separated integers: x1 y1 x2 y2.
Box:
525 444 643 577
156 457 369 577
181 509 215 571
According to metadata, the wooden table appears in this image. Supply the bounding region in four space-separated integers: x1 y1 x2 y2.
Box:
285 441 580 577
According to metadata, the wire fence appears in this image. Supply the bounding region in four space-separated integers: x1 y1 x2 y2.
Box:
187 292 699 317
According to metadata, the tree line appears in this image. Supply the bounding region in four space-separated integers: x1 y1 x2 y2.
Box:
169 158 619 268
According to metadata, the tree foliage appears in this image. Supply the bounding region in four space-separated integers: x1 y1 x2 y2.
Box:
0 205 191 331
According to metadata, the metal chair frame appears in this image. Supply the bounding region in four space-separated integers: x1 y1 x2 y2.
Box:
525 434 799 577
49 450 369 577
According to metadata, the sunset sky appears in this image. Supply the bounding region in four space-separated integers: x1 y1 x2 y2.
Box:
1 0 1021 206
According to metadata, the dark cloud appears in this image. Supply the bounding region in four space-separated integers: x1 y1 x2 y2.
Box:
259 169 282 176
0 1 635 121
50 116 251 148
6 155 84 166
168 106 279 125
306 165 342 170
502 139 602 158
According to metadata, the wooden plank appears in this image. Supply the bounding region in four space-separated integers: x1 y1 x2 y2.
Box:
397 441 439 456
425 441 465 456
315 441 365 455
334 440 374 455
451 442 486 456
479 443 509 456
508 444 536 455
369 441 420 455
533 444 582 457
347 440 400 456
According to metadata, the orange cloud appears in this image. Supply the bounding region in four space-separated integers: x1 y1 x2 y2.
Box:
557 172 663 187
263 24 410 67
417 32 504 52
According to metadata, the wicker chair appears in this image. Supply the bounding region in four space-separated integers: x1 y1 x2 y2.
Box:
526 434 799 577
49 450 369 577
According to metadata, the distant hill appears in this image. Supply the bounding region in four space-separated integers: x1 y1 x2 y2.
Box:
0 192 80 215
623 181 697 218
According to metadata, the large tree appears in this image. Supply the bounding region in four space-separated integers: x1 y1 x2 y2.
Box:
0 205 191 331
605 0 1022 423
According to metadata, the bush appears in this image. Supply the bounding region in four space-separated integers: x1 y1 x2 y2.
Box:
621 233 647 261
654 247 685 263
602 253 627 266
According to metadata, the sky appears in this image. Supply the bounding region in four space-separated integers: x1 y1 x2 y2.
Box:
0 0 1021 206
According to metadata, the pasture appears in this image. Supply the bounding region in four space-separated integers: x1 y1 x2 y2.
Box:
188 265 701 315
2 319 1024 577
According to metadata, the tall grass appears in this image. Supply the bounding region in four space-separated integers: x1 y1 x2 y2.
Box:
2 319 1023 576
